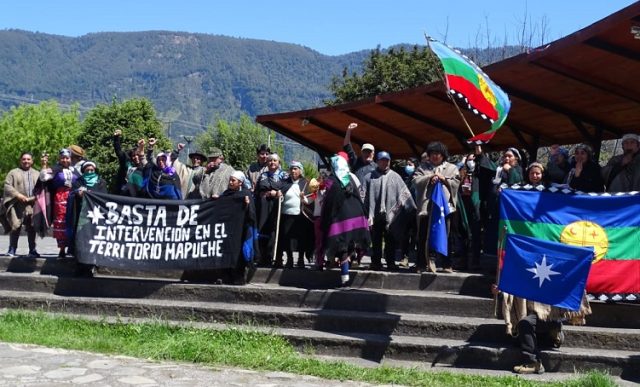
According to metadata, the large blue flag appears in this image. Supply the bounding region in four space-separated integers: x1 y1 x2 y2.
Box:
429 181 450 256
498 234 594 310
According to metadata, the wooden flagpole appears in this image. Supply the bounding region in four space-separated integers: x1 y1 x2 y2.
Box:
424 34 476 138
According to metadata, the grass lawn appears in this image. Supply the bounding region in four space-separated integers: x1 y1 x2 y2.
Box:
0 310 617 387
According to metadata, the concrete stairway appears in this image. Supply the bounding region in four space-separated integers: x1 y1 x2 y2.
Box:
0 256 638 379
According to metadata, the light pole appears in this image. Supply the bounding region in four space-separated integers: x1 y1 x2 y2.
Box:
183 135 195 158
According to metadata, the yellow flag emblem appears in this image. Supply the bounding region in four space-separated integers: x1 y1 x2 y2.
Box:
477 74 497 107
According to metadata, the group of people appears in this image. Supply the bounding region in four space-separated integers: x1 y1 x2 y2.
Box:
2 124 640 374
3 127 639 276
0 130 250 264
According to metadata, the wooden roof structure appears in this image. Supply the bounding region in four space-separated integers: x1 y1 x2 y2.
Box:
256 2 640 159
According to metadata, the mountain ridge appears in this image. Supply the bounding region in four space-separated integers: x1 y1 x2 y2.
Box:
0 29 519 138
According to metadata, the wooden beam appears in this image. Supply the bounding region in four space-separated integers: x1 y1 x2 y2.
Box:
593 126 604 161
507 125 530 149
305 117 368 147
570 118 597 145
504 121 559 144
342 109 425 146
532 58 640 104
502 85 623 137
377 101 470 150
260 120 331 156
585 37 640 62
423 90 560 144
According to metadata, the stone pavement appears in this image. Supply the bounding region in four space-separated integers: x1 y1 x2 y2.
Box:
0 233 59 258
0 342 375 387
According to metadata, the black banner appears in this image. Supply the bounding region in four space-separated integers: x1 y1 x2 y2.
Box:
75 192 245 270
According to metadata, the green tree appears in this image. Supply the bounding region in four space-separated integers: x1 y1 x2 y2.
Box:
326 45 441 105
77 97 171 192
0 101 81 184
195 114 283 172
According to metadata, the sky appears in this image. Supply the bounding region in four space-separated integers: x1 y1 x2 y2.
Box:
0 1 637 56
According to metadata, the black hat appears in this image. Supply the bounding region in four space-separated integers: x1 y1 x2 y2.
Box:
188 151 207 162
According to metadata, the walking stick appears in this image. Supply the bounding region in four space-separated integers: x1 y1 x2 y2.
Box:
272 195 284 265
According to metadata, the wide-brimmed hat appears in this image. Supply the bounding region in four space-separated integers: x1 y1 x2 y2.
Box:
69 144 85 158
188 151 207 161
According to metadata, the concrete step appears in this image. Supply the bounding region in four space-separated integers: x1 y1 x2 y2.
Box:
0 296 637 379
0 272 493 317
0 256 494 296
0 288 638 352
1 271 638 330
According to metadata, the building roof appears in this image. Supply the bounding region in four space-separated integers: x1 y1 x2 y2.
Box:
256 2 640 158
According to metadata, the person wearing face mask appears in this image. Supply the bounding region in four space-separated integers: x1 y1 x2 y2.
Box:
398 158 419 267
402 159 417 185
39 149 79 258
456 153 482 270
365 151 417 271
66 161 107 275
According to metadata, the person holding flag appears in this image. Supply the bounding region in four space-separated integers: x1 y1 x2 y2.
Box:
412 141 460 273
496 234 594 375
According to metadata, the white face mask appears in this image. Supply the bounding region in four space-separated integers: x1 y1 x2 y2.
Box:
466 160 476 171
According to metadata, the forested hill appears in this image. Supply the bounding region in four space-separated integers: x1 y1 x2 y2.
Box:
0 29 369 136
0 29 520 137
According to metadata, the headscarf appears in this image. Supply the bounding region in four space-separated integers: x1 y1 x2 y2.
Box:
81 161 99 188
330 152 350 188
156 152 176 176
289 160 304 176
506 147 522 161
230 170 246 184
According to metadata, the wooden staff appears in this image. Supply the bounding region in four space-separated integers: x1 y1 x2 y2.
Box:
272 195 284 265
424 34 476 138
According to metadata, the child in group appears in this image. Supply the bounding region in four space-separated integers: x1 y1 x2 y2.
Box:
526 162 546 187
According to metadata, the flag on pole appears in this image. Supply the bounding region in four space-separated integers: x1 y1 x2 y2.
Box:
429 181 450 256
499 188 640 300
499 234 594 310
428 39 511 143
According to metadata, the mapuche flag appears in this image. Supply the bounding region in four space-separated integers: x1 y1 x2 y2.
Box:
499 189 640 300
428 39 511 143
499 234 594 310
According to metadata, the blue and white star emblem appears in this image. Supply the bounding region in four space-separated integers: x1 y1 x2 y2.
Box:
526 254 561 287
87 206 104 225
